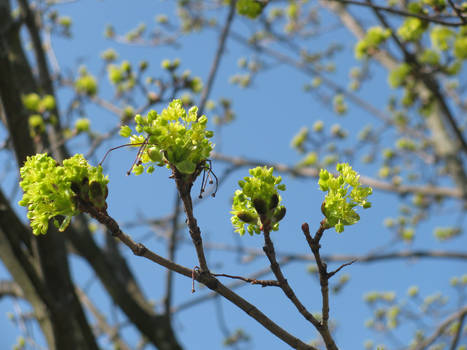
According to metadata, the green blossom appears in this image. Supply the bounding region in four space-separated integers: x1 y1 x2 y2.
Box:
313 120 324 132
101 48 118 62
75 73 98 96
454 36 467 59
419 49 440 65
28 115 45 136
75 118 91 133
388 63 412 88
58 16 72 28
19 154 109 235
397 18 427 42
120 99 214 175
298 151 318 167
236 0 266 19
231 166 286 236
290 126 309 153
318 163 372 233
189 76 203 93
434 226 461 241
22 93 56 112
22 93 41 111
40 95 56 111
430 26 454 51
355 26 391 59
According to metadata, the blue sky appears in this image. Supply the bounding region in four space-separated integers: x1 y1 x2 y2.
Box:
1 0 466 349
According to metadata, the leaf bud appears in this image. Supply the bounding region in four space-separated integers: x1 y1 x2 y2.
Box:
273 206 286 222
89 181 104 199
269 193 279 210
70 181 80 194
252 197 267 215
236 211 257 224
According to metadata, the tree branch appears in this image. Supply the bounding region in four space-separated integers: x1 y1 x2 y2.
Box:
212 152 463 198
211 272 280 287
300 222 338 350
164 192 182 318
413 306 467 350
328 0 465 26
262 227 338 350
76 287 132 350
198 0 237 115
78 201 317 350
0 280 24 299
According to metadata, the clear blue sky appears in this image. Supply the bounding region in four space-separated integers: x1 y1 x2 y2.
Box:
1 1 466 349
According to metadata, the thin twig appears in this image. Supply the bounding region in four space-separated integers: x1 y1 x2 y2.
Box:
262 227 338 350
212 273 280 287
211 152 463 198
76 287 132 350
164 192 181 316
172 258 293 313
327 259 357 279
78 201 317 350
198 0 237 116
449 309 467 350
413 306 467 350
301 221 334 341
446 0 467 24
328 0 465 26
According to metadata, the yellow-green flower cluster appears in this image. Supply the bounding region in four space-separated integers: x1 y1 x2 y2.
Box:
19 154 108 235
22 93 56 137
236 0 266 19
355 26 391 59
318 163 372 233
75 70 98 96
231 166 286 236
120 99 214 175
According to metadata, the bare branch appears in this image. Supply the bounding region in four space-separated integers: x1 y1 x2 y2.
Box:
212 152 463 198
327 260 357 279
198 0 237 115
78 200 317 350
163 193 181 317
76 287 132 350
0 280 24 299
301 221 336 348
262 226 338 350
328 0 465 26
212 272 280 287
413 306 467 350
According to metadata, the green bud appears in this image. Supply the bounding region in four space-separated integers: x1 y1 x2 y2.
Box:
273 206 286 222
75 118 90 133
58 16 72 28
40 95 56 111
101 48 118 62
22 93 41 111
119 125 132 138
139 60 148 71
148 147 163 163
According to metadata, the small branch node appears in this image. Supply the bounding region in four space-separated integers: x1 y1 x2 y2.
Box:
133 243 147 256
